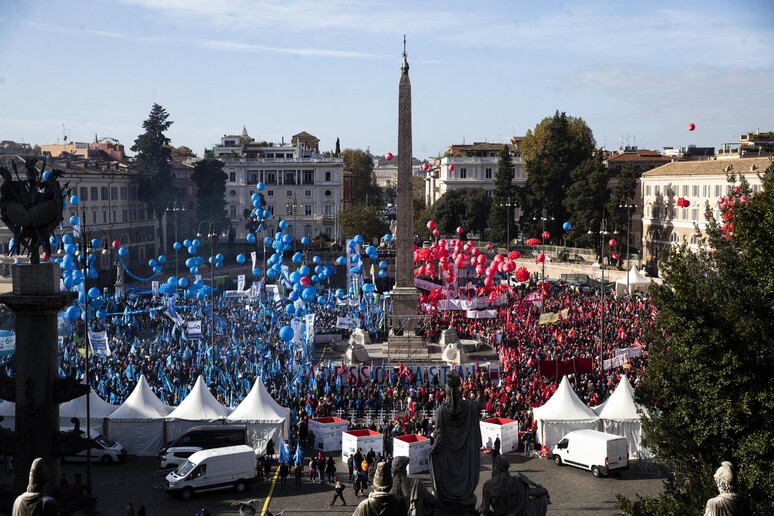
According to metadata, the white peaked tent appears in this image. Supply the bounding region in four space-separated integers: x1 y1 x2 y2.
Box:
107 375 173 456
616 265 652 297
0 400 15 429
166 375 230 440
598 376 645 458
227 377 290 453
59 386 118 434
532 376 601 450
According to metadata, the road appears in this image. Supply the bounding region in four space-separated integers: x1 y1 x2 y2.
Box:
39 450 665 515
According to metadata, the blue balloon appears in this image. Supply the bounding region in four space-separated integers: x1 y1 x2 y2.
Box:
301 286 316 302
292 282 303 294
563 222 571 231
288 291 299 302
289 271 301 284
70 216 80 226
263 210 271 219
348 240 356 249
70 195 80 206
188 246 197 255
363 283 375 294
299 265 310 276
96 308 107 320
183 239 192 247
294 306 305 318
354 235 363 244
167 276 177 285
279 326 294 342
301 237 309 245
264 237 273 246
314 265 323 274
253 267 261 276
313 255 321 264
236 254 246 264
379 270 387 278
292 252 302 264
149 259 157 268
279 220 288 230
66 306 81 321
178 278 188 288
257 182 265 191
246 233 256 244
91 238 101 249
63 234 73 245
384 234 392 242
335 288 345 298
118 247 128 257
379 260 387 269
42 170 51 180
190 267 198 274
366 245 376 256
352 266 361 274
158 255 166 264
174 241 182 250
88 287 101 299
317 295 326 304
267 268 277 278
50 235 60 246
282 234 292 244
337 256 346 266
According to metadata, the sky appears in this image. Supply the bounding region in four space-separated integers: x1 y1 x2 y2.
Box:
1 0 773 160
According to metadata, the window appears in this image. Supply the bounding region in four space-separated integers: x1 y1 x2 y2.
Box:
230 190 237 197
122 209 128 222
103 211 107 223
229 172 236 182
654 185 660 195
139 209 145 221
101 187 109 200
230 205 236 218
305 225 312 238
188 185 193 195
248 172 258 184
651 205 659 218
111 187 118 200
325 227 331 237
129 187 137 200
286 190 293 197
752 184 759 193
325 190 332 197
266 172 276 185
324 204 332 216
664 185 669 196
671 206 677 219
305 190 311 197
80 187 88 201
130 209 137 222
304 205 312 216
459 168 467 179
485 168 492 179
120 187 128 200
284 172 295 185
692 208 698 221
682 208 687 220
268 205 275 216
91 187 98 200
303 171 314 185
112 210 117 223
702 185 709 197
92 210 97 224
325 171 331 181
682 185 688 196
267 190 274 197
120 233 130 245
727 185 733 194
715 185 721 197
692 185 699 197
646 185 651 196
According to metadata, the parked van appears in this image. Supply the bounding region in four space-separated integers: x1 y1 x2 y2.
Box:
164 445 257 500
62 426 126 463
551 429 628 477
159 425 246 468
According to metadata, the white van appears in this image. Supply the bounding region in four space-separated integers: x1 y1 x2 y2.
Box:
164 445 257 500
551 429 628 477
62 426 126 463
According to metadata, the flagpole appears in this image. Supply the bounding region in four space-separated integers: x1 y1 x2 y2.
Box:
79 206 92 499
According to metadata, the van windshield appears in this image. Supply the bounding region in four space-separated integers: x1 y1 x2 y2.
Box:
176 460 195 477
95 434 116 448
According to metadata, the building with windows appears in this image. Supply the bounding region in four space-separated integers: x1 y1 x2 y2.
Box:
639 156 770 276
423 141 524 208
206 129 344 242
0 155 159 280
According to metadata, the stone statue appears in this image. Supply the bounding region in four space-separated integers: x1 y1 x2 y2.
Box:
429 369 481 510
703 461 750 516
352 461 407 516
12 457 58 516
391 456 434 516
0 159 66 264
477 455 550 516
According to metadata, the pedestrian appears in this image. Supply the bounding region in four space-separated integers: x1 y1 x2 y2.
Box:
347 454 355 482
330 477 347 506
309 456 317 482
279 461 289 485
326 455 336 482
263 455 272 480
266 438 275 459
126 501 135 516
256 456 265 483
137 505 146 516
294 462 303 487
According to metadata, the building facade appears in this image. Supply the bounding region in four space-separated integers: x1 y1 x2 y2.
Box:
206 130 344 243
639 156 770 276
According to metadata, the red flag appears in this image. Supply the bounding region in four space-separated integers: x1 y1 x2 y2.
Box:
633 337 643 347
475 358 480 376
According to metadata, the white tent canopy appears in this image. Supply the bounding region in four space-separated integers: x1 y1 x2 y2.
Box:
227 377 290 453
59 386 118 434
598 376 646 458
533 376 601 450
107 375 173 456
166 375 231 441
616 265 651 297
0 400 14 429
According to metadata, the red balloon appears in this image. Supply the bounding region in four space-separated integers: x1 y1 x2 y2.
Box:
484 277 493 287
300 276 310 287
385 152 394 161
542 231 550 240
477 254 486 265
427 220 435 230
475 264 485 275
688 123 695 131
422 163 430 171
449 164 455 171
515 266 529 282
456 226 464 234
42 252 48 261
112 240 121 249
433 229 439 236
536 253 546 264
609 239 617 247
486 242 493 250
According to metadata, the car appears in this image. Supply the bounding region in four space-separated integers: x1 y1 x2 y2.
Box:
551 429 629 477
62 426 126 463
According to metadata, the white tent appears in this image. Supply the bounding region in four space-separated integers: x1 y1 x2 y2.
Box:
59 386 118 434
598 376 645 459
166 375 230 441
616 265 651 297
226 378 290 453
532 376 601 450
107 375 173 456
0 400 14 429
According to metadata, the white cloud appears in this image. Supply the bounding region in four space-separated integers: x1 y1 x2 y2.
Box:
194 39 388 59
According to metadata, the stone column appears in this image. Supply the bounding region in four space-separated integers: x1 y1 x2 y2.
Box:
0 263 75 495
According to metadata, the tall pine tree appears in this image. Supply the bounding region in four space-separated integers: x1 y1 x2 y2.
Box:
486 145 515 243
191 158 228 224
131 103 176 251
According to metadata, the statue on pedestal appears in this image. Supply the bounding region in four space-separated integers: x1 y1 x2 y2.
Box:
352 462 407 516
703 461 750 516
12 458 58 516
391 456 434 516
429 370 481 512
477 455 550 516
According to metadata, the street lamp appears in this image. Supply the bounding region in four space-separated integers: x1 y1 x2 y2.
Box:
166 200 184 278
498 198 517 257
588 215 618 372
619 197 637 296
197 213 229 368
533 208 554 284
286 201 300 254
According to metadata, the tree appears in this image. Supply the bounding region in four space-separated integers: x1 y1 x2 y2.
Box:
341 148 374 204
519 111 596 240
131 103 176 250
430 188 492 238
562 152 610 248
487 145 516 243
606 163 642 250
191 158 228 224
337 203 389 242
172 145 197 157
619 164 774 515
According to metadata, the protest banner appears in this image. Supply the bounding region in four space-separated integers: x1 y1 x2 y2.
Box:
88 331 111 356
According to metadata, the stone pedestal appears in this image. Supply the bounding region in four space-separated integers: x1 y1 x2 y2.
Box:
345 329 371 364
0 263 76 496
386 287 427 360
439 328 468 365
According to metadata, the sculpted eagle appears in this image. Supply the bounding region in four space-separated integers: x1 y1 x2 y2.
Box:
0 158 66 264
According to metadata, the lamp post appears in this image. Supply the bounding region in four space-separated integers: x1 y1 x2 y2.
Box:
588 214 618 372
166 200 184 278
286 200 300 254
197 213 228 368
619 197 636 296
533 208 554 284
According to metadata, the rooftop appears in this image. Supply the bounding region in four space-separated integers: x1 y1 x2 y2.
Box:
642 156 773 178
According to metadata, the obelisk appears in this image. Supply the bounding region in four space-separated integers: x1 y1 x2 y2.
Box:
387 36 424 358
